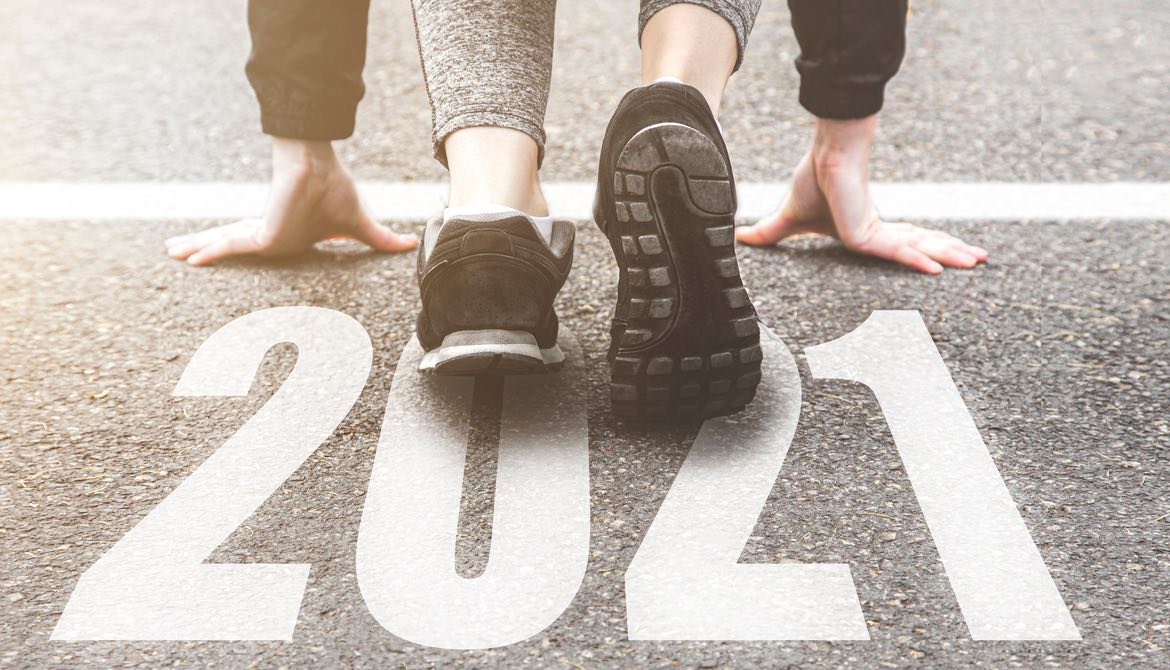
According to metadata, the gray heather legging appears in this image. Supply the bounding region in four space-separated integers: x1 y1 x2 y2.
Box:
411 0 761 166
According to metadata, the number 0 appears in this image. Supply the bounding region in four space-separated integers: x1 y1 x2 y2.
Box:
356 328 590 649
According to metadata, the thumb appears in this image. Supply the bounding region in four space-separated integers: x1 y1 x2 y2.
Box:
735 208 807 246
354 214 419 253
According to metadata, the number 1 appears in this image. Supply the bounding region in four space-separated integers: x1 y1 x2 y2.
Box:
805 310 1080 640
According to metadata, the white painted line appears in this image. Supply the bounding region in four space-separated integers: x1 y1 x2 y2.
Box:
0 181 1166 221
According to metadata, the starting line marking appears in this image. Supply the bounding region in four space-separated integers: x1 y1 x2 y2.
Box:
0 181 1166 222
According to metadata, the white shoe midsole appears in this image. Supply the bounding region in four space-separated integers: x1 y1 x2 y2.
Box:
418 330 565 371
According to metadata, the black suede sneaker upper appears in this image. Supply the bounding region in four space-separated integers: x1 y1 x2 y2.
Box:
415 214 574 351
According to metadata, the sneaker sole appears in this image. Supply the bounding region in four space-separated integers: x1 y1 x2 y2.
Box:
418 329 565 376
603 122 762 418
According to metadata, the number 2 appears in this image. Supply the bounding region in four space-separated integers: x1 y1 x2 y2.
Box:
52 307 372 640
625 324 869 640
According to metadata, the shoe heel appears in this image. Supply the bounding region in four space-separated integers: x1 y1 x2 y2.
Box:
419 329 562 376
609 344 762 419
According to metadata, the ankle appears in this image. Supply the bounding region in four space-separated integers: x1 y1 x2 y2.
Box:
516 179 549 216
447 184 548 217
444 127 548 215
642 69 726 117
639 5 736 116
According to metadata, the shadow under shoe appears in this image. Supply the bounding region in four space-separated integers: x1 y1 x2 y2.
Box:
416 214 574 375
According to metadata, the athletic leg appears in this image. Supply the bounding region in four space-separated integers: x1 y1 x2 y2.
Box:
410 0 573 374
638 1 759 116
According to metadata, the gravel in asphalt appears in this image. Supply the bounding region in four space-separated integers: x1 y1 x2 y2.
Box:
1 219 1167 668
1 0 1168 667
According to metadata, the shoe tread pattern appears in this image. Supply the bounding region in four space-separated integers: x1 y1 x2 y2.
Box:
607 122 761 419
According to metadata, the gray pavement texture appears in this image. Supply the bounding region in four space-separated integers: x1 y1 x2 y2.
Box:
1 0 1169 669
2 221 1168 668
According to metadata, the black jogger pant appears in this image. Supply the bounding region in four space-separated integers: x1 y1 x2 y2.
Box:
244 0 908 143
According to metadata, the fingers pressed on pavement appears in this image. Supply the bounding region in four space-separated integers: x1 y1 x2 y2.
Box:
734 214 782 246
166 221 258 259
880 241 945 275
186 226 264 266
937 235 989 264
916 237 980 268
735 210 819 246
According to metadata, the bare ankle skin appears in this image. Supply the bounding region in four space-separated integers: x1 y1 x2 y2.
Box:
639 4 737 117
443 127 548 216
165 137 417 266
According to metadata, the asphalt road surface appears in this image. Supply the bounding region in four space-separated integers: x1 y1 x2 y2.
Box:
2 1 1168 668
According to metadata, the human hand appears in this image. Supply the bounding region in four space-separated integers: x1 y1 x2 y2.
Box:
166 139 417 266
736 116 987 274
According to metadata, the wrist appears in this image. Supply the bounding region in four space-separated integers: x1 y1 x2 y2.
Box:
810 115 878 173
271 137 339 178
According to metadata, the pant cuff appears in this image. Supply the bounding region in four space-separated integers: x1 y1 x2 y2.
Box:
432 110 548 168
638 0 756 72
259 110 358 141
798 82 887 120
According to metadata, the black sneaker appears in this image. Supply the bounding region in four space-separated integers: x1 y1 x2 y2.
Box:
415 213 574 375
594 82 762 418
